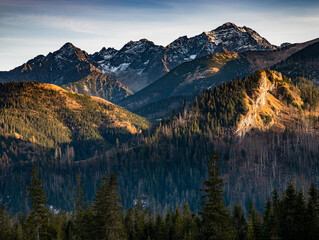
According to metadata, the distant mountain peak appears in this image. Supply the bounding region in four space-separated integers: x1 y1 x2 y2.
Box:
124 39 155 48
218 22 238 29
61 42 75 48
54 42 89 63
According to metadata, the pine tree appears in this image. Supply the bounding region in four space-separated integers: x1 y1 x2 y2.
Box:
270 188 282 240
25 165 49 240
200 151 234 240
248 200 262 240
173 209 183 240
262 198 272 240
281 182 298 240
232 204 247 240
182 203 197 240
73 174 92 240
154 213 166 240
135 199 147 240
93 172 126 240
165 210 173 240
0 205 14 240
307 182 319 240
294 190 307 239
246 218 256 240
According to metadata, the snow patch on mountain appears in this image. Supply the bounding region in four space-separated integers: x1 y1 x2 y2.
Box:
90 22 276 91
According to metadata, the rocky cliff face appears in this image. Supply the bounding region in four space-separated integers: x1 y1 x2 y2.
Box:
236 71 308 137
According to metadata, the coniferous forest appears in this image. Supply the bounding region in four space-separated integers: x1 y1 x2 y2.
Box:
1 152 319 240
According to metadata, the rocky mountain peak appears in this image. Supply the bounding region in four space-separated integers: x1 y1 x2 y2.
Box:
96 47 118 61
216 22 239 30
54 42 89 62
60 42 76 50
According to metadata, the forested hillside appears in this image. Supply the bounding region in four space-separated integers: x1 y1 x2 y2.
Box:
272 41 319 85
1 70 318 214
0 81 149 165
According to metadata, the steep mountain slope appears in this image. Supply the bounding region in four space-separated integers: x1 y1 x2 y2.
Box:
61 71 132 103
272 40 319 85
92 22 276 91
159 70 318 137
0 43 132 102
121 38 319 118
0 82 149 165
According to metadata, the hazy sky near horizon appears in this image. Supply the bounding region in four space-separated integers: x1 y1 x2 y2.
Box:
0 0 319 71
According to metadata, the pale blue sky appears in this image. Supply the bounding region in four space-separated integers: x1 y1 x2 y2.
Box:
1 0 319 71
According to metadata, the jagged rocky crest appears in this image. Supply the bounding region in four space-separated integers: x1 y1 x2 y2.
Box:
0 42 132 102
92 22 276 91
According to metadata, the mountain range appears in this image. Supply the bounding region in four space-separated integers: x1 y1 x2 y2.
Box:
0 22 319 213
120 38 319 118
91 22 276 92
0 22 277 97
1 22 318 120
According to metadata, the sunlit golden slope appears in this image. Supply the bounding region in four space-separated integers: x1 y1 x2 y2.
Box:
0 82 149 157
236 71 317 136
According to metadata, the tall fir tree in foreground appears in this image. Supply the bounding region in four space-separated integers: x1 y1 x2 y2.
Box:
25 165 49 240
200 151 234 240
93 171 126 240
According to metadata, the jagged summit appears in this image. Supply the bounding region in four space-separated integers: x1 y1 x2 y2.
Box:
60 42 76 50
214 22 239 30
0 23 279 93
91 22 276 92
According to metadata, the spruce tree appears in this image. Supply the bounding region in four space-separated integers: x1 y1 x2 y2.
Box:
93 172 126 240
182 203 197 240
247 200 262 240
232 204 247 240
173 209 183 240
294 190 307 239
154 213 166 240
270 188 282 240
73 174 93 240
135 199 147 240
25 165 49 240
200 151 234 240
307 182 319 240
281 182 298 240
246 218 256 240
0 205 14 240
262 198 272 240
